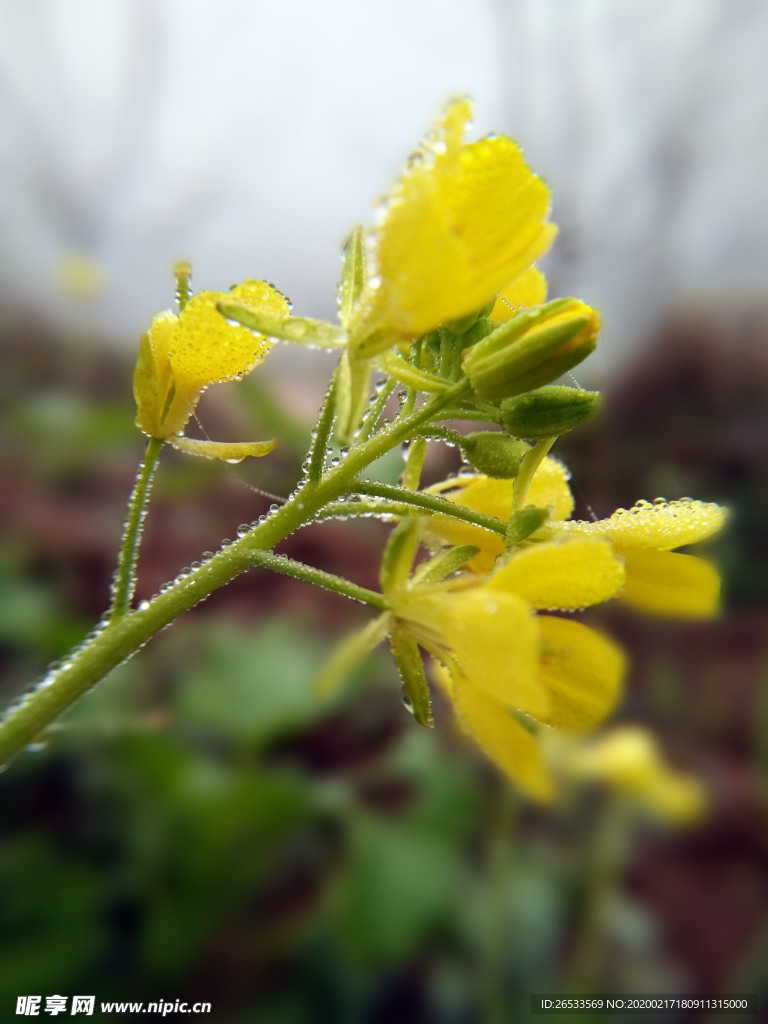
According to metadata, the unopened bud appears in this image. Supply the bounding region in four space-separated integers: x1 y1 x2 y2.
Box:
500 385 600 438
460 432 530 478
462 298 599 401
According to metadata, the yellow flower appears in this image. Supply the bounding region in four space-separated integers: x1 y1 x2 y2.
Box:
422 459 727 616
133 279 289 460
387 539 626 800
347 98 557 356
553 726 707 825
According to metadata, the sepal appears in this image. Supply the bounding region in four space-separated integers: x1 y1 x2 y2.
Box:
390 625 433 727
337 225 367 327
217 299 345 347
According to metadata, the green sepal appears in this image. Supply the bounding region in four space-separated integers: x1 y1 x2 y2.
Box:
500 385 600 438
315 613 391 698
411 544 481 586
336 350 372 445
460 432 531 478
338 225 366 327
376 351 450 393
505 506 551 546
379 518 421 592
458 316 496 347
441 297 495 337
132 330 169 436
217 299 345 347
390 625 433 727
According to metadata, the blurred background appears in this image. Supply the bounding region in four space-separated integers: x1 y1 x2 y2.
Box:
1 1 767 1020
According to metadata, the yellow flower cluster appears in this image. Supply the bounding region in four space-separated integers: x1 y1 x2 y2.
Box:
422 459 727 616
388 459 727 798
133 279 288 460
384 533 627 801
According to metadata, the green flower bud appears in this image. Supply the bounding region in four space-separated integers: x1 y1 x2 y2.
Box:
460 432 530 478
500 385 600 438
462 298 600 401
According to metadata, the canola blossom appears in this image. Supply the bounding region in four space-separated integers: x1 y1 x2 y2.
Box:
384 539 626 800
133 279 289 460
347 97 557 353
422 459 727 617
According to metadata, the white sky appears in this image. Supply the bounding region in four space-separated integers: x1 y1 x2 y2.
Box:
0 0 766 376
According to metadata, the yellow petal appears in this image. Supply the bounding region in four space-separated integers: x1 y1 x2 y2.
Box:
133 318 176 437
526 457 574 519
456 680 553 800
168 437 277 461
490 266 548 322
489 539 625 609
536 616 625 730
559 498 727 550
422 476 510 572
362 100 556 338
434 663 552 800
421 458 574 574
395 586 548 719
617 547 721 617
169 280 289 395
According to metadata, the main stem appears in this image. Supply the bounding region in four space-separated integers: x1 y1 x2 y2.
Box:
0 379 470 767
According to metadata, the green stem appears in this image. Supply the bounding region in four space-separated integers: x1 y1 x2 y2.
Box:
356 377 396 443
313 500 419 521
307 372 337 483
354 480 507 536
512 436 555 511
0 378 470 768
436 407 499 423
249 550 387 609
402 437 427 491
108 436 163 624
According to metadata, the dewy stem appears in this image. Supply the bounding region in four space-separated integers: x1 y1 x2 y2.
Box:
354 480 507 536
249 550 387 609
0 377 471 768
108 436 163 624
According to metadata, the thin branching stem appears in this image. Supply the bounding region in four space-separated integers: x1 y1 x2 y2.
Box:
108 436 163 624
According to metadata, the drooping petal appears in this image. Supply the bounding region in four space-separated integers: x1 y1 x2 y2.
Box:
434 663 552 800
359 99 556 340
536 616 625 730
616 547 721 617
394 585 548 718
558 498 727 550
489 539 625 610
490 266 548 322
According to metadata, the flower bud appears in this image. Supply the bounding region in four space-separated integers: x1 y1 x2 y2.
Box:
460 432 530 478
462 298 599 402
500 385 600 438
